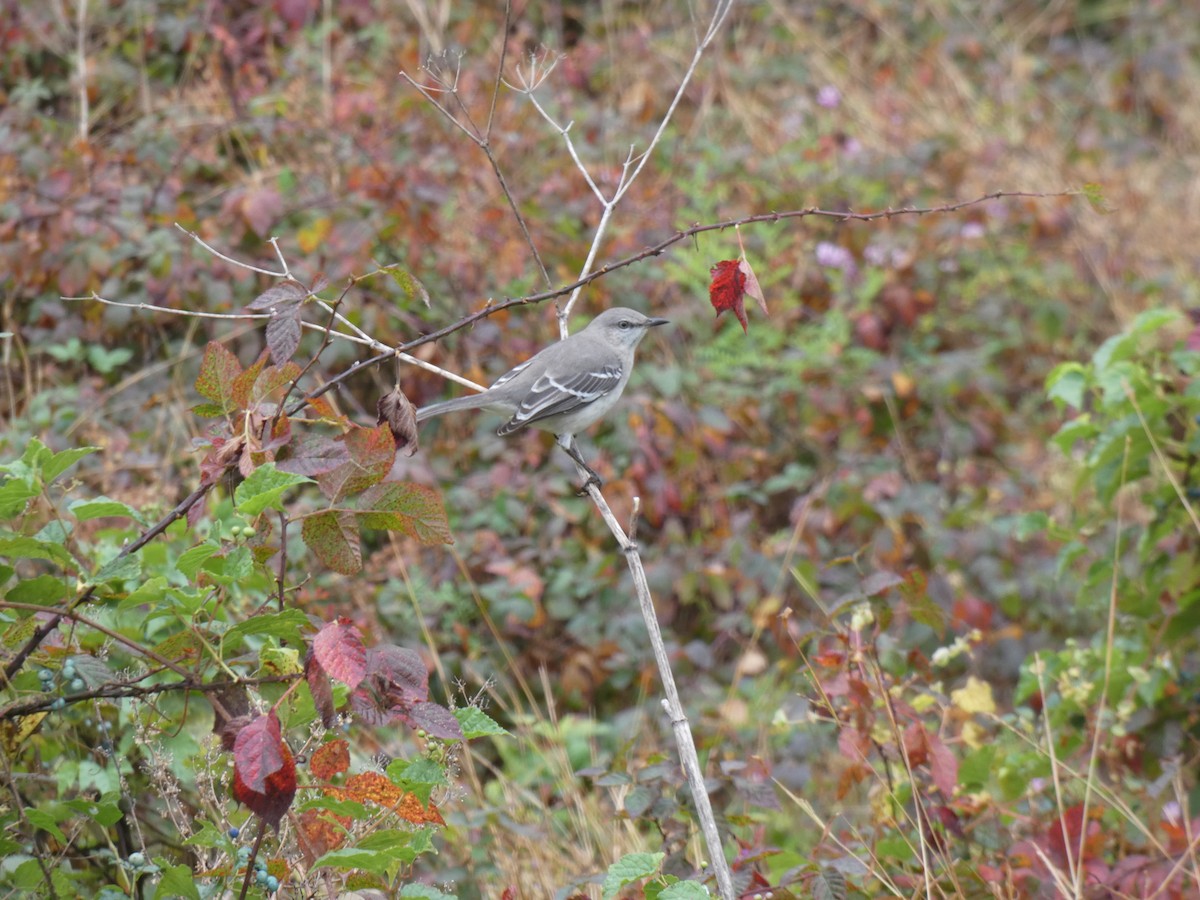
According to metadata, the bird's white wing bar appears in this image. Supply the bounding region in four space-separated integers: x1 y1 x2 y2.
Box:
490 358 533 389
497 365 623 434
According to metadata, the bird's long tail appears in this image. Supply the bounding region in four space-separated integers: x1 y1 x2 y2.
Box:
415 392 492 422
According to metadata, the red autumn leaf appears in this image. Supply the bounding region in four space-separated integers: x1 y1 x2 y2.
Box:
232 710 286 793
240 185 283 237
349 645 429 726
301 509 361 575
194 342 245 415
312 618 367 690
400 700 464 741
277 433 351 477
926 733 959 797
357 482 453 546
1047 803 1102 863
316 423 396 501
297 808 352 863
246 280 307 312
231 711 297 831
709 259 748 332
305 650 336 727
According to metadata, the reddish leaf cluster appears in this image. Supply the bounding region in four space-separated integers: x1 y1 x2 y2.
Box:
305 617 367 728
189 338 452 575
350 645 463 740
297 736 444 863
304 620 461 740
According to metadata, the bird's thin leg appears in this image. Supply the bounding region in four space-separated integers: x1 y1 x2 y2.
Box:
557 434 603 493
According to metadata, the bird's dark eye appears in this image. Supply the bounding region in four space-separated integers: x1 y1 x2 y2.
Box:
619 320 631 329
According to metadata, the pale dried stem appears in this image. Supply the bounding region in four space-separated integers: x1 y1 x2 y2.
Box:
575 478 734 899
1034 653 1082 897
66 293 483 392
75 0 88 143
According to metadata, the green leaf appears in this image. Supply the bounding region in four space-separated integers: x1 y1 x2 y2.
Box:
603 852 664 900
453 707 509 740
13 858 45 890
357 482 453 546
1081 182 1108 213
43 446 101 482
6 575 70 605
385 266 431 308
191 402 229 419
69 496 142 523
117 576 169 613
875 833 915 861
354 829 427 855
302 510 361 575
183 820 231 849
176 543 220 579
1092 332 1133 374
1045 362 1088 409
1128 307 1181 337
234 463 313 517
659 881 711 899
25 808 67 843
224 609 310 647
958 744 997 789
1011 511 1050 541
1051 414 1095 455
296 796 370 818
90 553 141 585
388 757 446 805
311 848 395 875
0 479 39 518
1093 359 1139 408
0 537 75 568
0 437 51 478
154 863 202 900
399 885 456 900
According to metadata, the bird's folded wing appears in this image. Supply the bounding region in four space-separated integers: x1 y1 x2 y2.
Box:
490 359 533 390
497 364 623 434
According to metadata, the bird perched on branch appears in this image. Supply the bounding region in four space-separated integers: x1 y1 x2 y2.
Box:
416 306 669 491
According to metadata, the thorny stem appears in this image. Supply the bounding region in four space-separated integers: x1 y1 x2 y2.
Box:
0 673 296 722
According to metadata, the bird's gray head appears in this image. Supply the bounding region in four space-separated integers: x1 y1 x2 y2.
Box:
587 307 670 349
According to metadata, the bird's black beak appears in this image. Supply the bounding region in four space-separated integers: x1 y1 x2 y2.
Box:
647 317 670 327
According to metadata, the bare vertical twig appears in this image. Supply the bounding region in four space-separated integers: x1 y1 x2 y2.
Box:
74 0 89 142
578 482 735 899
399 10 554 289
1076 436 1129 895
510 0 736 336
321 0 333 127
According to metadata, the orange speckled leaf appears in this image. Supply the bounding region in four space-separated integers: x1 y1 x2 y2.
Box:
309 739 350 780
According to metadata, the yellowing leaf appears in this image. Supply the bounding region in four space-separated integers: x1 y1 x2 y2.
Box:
951 676 996 716
297 217 333 254
961 720 988 749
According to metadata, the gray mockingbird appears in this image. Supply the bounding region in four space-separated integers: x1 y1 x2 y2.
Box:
416 307 669 491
